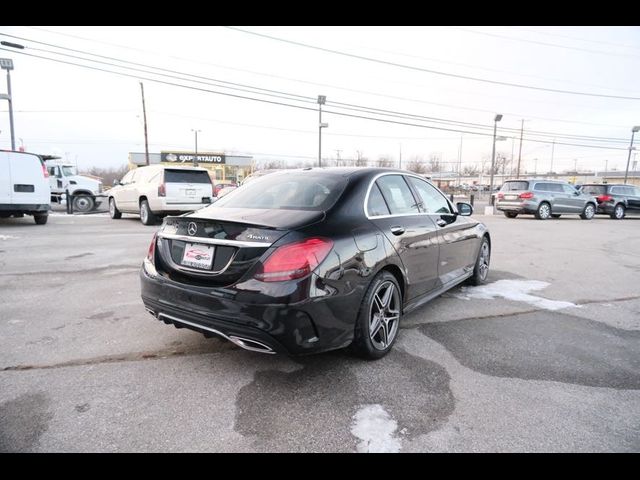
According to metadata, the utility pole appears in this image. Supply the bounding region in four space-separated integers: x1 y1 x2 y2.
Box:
550 139 555 175
516 119 524 179
624 126 640 184
191 129 201 167
0 56 16 150
458 134 463 186
334 149 342 166
317 95 327 167
140 82 150 166
604 159 608 181
509 136 514 177
574 159 578 173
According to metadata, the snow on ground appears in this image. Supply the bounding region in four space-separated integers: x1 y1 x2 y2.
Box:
0 235 20 240
457 279 579 311
351 404 401 453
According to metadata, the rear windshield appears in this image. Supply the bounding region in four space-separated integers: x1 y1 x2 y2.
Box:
501 181 529 191
581 185 607 195
164 169 212 184
212 172 348 211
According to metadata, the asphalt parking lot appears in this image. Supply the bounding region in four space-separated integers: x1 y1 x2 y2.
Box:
0 211 639 452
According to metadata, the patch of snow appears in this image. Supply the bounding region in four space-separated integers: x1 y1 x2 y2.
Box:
458 279 578 311
351 404 401 453
0 235 19 240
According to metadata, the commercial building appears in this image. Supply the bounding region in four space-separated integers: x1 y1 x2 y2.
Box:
128 151 253 183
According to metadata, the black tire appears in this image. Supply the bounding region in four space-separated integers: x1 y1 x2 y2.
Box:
140 199 158 225
610 203 625 220
467 236 491 286
351 271 402 360
34 214 48 225
503 212 518 219
535 202 551 220
0 213 11 218
109 197 122 219
73 194 95 213
551 214 561 218
580 203 595 220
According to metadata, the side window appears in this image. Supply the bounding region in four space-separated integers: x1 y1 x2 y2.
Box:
561 184 577 194
376 175 420 215
407 176 451 214
610 186 622 195
624 186 636 196
47 167 56 177
367 183 390 217
121 171 134 184
633 187 640 196
533 183 547 191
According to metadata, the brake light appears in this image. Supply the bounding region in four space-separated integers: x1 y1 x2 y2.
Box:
41 162 49 178
255 238 334 282
596 194 613 203
519 191 534 199
146 233 157 263
497 192 504 200
158 182 166 197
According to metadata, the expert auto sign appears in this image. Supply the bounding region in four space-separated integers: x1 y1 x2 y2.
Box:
161 151 225 164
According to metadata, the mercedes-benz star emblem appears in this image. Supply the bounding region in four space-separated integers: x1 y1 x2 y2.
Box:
187 222 198 236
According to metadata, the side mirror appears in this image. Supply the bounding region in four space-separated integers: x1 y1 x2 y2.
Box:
456 202 473 216
574 190 580 195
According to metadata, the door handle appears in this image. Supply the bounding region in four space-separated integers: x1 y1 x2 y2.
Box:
390 226 405 236
436 219 447 227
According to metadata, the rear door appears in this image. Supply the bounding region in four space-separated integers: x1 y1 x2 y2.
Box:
164 169 213 206
0 152 11 204
367 174 440 299
561 183 584 213
7 152 50 206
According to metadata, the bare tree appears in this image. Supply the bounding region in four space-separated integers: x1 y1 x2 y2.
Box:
462 164 480 175
355 150 369 167
82 165 129 187
428 153 442 173
377 155 394 168
406 155 427 174
256 159 286 170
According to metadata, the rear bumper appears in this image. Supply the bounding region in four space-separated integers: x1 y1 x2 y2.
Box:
140 262 354 355
595 203 615 214
496 200 537 214
0 203 50 213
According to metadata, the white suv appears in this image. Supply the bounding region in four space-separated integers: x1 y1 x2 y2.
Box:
108 165 213 225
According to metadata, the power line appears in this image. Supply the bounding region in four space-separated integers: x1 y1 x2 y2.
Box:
9 29 633 128
450 26 640 59
516 27 640 52
0 47 630 153
2 34 631 144
223 26 640 101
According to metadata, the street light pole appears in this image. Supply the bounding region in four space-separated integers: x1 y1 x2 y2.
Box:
550 139 555 175
191 129 201 167
624 126 640 184
1 42 26 151
317 95 327 167
489 114 503 202
516 119 525 179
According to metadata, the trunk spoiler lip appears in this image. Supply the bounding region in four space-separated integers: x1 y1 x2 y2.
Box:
164 208 327 230
157 232 272 249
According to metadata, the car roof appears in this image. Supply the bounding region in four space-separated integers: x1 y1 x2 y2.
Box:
137 164 209 172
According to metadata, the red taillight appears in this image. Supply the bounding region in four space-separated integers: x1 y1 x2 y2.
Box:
255 237 334 282
497 192 504 200
519 191 534 199
41 163 49 178
596 194 613 203
147 233 157 263
158 183 166 197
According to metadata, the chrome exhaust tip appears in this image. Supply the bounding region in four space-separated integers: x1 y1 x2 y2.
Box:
228 336 275 354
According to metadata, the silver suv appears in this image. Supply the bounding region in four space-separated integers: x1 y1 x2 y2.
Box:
496 179 597 220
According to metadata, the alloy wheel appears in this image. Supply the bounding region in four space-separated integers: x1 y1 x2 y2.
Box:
369 281 400 351
478 241 490 281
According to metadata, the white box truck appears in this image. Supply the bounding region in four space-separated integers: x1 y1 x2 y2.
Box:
0 150 51 224
44 157 103 212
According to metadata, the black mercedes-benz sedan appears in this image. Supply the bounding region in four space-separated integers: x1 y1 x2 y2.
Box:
140 168 491 359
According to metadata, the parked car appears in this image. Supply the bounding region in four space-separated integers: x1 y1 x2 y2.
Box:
0 150 50 224
141 168 490 359
216 185 237 198
213 181 236 197
579 183 640 219
240 169 281 186
496 179 597 220
108 165 213 225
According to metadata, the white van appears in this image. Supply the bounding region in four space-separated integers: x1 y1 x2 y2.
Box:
0 151 51 224
108 165 213 225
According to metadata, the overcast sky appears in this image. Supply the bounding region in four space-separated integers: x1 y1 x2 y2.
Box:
0 26 638 173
